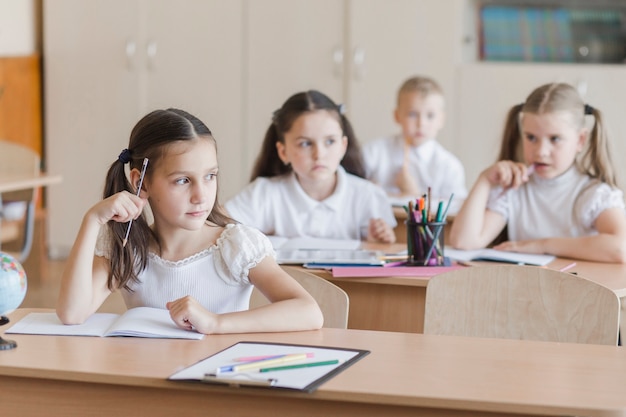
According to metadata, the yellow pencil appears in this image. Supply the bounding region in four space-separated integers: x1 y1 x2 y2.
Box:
231 353 309 372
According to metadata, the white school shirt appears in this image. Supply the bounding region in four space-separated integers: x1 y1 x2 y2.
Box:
225 166 397 240
487 166 625 241
363 134 467 202
95 223 274 313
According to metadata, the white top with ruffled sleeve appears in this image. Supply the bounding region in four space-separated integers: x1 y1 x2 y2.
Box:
95 223 274 313
487 166 625 241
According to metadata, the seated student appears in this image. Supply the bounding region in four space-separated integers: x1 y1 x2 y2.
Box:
56 108 323 334
225 90 396 243
450 82 626 264
362 76 467 211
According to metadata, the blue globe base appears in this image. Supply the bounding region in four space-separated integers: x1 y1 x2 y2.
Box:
0 315 17 350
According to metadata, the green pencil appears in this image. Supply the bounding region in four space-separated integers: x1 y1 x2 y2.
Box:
259 359 340 373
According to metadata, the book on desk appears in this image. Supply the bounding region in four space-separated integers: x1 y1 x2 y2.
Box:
445 247 556 266
267 236 385 266
5 306 204 340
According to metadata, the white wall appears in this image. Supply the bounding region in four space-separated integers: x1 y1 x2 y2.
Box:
0 0 37 56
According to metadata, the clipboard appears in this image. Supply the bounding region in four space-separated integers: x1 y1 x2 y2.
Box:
168 341 369 393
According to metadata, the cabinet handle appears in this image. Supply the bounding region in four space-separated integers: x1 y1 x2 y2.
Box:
146 40 158 71
353 46 366 81
125 40 137 71
332 47 344 78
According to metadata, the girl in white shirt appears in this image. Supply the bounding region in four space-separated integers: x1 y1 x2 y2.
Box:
450 82 626 263
225 90 396 243
56 108 323 334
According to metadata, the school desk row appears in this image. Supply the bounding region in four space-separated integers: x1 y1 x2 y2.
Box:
2 308 626 417
303 242 626 334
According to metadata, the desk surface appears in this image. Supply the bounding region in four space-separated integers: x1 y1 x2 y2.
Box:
2 308 626 417
338 242 626 297
0 172 63 193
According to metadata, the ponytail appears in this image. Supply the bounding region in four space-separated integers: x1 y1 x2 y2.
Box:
338 113 366 178
578 107 618 188
103 154 151 292
497 103 524 162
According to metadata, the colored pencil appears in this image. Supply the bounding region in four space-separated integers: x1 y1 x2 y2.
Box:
259 359 340 373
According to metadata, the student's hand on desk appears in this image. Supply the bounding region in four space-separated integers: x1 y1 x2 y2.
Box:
483 160 531 192
493 239 546 254
87 191 147 226
368 218 396 244
166 296 217 334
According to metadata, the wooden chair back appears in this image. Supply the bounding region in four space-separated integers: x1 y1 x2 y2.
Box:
0 140 40 261
424 265 620 345
249 266 349 329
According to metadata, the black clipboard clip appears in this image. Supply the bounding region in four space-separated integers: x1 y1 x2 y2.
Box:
203 373 277 388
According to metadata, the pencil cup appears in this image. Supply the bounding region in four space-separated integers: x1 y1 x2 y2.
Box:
406 220 446 266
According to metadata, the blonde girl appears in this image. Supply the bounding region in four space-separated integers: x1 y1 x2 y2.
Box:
450 82 626 263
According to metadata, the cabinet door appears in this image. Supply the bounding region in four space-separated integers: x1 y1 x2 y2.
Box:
44 0 141 257
142 0 243 200
244 0 344 183
455 63 626 187
347 0 463 147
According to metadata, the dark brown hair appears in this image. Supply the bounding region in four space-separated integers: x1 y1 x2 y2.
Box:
250 90 365 180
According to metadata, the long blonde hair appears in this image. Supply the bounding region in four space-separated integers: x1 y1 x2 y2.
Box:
497 82 618 188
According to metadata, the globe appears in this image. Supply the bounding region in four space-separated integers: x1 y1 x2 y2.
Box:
0 252 27 350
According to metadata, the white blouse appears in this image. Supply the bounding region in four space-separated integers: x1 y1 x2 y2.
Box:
225 166 396 240
362 134 467 203
95 223 274 313
487 166 625 241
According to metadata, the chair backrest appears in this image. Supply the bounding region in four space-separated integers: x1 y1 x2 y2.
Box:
249 266 349 329
423 265 620 345
0 140 40 262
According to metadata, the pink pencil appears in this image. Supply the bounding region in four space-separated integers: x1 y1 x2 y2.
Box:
558 262 577 272
233 353 314 362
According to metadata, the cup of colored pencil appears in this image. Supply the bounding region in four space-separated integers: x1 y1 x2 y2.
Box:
403 191 454 266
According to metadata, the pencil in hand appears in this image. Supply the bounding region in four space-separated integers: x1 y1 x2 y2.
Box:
122 157 149 247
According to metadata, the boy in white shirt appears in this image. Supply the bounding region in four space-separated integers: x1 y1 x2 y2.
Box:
363 76 467 212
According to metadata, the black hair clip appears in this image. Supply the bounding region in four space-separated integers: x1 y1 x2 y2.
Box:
118 148 132 164
584 104 594 115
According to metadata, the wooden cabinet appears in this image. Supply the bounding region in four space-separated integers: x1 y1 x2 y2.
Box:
0 55 42 155
244 0 464 173
43 0 243 257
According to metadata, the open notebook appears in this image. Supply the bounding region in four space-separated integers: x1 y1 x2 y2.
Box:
267 236 383 265
445 247 556 266
5 307 204 340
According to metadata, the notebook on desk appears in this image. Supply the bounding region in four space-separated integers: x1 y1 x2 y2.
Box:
277 249 384 266
445 247 555 266
266 236 383 265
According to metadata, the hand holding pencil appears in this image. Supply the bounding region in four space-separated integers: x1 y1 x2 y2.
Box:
122 158 149 247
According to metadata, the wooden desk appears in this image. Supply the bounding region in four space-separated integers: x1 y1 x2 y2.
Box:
0 172 62 193
307 254 626 333
3 308 626 417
